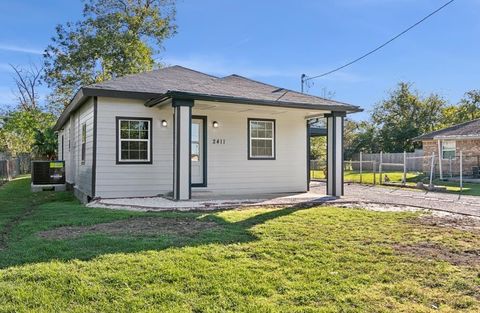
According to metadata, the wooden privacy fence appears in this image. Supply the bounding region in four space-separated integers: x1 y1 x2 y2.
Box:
352 150 424 172
0 155 31 183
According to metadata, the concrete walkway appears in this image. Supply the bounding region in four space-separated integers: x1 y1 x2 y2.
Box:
88 182 480 217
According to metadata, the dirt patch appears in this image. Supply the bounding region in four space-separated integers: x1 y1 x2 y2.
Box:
332 201 422 212
394 242 480 267
37 217 219 240
411 214 480 232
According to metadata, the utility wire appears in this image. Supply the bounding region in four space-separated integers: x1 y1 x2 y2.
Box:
303 0 455 84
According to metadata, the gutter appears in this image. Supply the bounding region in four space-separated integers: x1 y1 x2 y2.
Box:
54 88 363 131
53 87 164 131
146 90 363 113
434 135 480 140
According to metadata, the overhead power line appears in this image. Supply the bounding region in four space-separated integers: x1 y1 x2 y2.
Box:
301 0 455 92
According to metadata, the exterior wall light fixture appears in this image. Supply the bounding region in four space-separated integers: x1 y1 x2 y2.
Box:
161 120 168 127
212 121 219 128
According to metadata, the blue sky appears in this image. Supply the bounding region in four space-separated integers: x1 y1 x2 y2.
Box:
0 0 478 120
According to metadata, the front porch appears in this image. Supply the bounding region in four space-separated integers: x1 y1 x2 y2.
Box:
162 97 347 201
88 182 335 211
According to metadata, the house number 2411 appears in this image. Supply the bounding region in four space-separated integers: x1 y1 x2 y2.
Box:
212 139 226 144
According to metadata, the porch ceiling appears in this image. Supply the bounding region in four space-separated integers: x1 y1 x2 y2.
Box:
193 100 330 117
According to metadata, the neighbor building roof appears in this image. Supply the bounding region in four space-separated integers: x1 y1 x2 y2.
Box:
54 65 362 130
414 119 480 141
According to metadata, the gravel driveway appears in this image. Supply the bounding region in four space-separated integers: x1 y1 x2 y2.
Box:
311 182 480 217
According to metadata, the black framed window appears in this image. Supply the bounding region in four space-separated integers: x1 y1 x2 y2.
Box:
61 135 64 160
81 123 86 164
117 117 152 164
248 119 275 159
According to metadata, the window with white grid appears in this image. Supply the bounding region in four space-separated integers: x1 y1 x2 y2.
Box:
249 119 275 159
118 118 151 163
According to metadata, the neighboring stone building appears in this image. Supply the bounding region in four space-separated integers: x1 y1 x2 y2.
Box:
414 119 480 177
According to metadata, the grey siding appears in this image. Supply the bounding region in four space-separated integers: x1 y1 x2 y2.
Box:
192 102 307 195
95 97 174 198
71 98 94 198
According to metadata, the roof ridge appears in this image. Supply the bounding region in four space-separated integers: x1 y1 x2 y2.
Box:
432 118 480 134
87 65 218 88
223 74 359 107
169 65 219 79
415 118 480 140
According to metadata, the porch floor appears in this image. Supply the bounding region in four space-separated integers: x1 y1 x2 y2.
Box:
87 182 334 211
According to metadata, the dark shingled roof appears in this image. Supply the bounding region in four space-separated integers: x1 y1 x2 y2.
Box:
414 119 480 141
55 65 361 130
88 66 359 110
88 65 218 94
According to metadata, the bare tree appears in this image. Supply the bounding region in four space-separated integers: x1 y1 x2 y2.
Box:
10 63 43 111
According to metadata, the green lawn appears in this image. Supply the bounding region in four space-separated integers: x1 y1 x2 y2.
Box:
311 170 480 196
0 176 479 312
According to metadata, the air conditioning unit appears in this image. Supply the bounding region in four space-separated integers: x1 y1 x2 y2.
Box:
31 161 66 192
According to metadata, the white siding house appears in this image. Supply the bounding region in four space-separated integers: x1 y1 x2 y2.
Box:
54 66 361 202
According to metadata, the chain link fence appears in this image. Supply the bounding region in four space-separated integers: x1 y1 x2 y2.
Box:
310 150 480 196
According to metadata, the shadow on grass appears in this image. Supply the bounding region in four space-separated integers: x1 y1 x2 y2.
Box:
0 176 318 268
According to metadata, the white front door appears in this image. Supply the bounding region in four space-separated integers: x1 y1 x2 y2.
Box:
191 117 205 186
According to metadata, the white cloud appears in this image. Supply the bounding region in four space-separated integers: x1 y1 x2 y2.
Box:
0 44 43 55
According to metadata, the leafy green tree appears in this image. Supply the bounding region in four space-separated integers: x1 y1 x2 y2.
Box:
32 128 58 159
344 120 381 159
441 90 480 126
310 136 326 160
43 0 177 111
371 82 446 152
0 109 56 156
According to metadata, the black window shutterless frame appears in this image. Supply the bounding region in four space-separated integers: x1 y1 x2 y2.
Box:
115 117 153 164
247 118 276 160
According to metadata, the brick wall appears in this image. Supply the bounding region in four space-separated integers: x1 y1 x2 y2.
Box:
422 139 480 176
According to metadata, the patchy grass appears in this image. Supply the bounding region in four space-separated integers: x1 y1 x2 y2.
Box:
0 176 479 312
311 170 421 184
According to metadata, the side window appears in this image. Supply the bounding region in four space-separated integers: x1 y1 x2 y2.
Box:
117 118 152 164
441 140 456 160
81 123 86 164
248 119 275 159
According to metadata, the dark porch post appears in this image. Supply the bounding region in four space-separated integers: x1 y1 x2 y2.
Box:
325 111 346 197
172 98 193 200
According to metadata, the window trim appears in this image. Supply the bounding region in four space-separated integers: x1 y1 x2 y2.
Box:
191 115 207 187
441 140 456 160
247 118 276 160
61 134 64 161
116 117 153 165
81 123 86 165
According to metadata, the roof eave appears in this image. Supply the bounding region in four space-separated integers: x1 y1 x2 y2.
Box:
54 87 362 131
53 87 166 131
147 91 363 113
434 135 480 140
53 88 86 131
